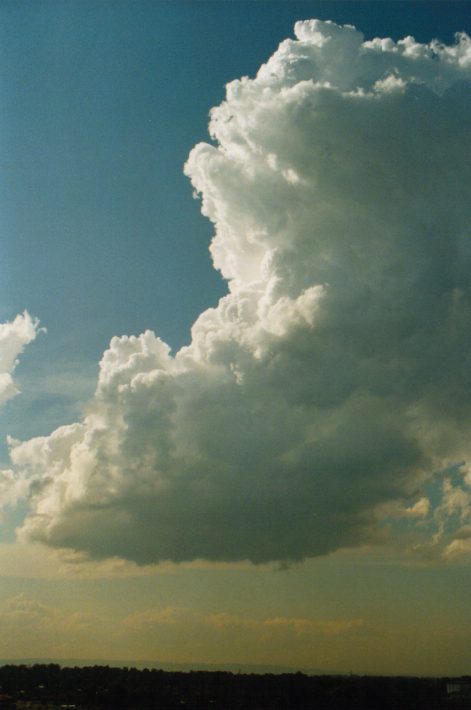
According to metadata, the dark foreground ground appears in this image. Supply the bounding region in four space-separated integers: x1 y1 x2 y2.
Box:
0 664 470 709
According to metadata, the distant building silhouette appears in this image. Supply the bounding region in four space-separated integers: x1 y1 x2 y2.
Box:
447 680 471 696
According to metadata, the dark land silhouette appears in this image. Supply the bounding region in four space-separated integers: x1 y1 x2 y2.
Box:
0 663 470 709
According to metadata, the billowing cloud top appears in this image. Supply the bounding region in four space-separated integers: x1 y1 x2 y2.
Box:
11 20 471 564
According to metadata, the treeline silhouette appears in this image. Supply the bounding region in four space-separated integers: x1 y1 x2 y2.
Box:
0 663 467 709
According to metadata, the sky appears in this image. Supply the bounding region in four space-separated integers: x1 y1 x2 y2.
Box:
1 0 471 676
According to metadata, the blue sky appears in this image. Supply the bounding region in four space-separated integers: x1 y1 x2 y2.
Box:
1 1 471 674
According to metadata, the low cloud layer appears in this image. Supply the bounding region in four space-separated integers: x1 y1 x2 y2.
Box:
10 20 471 564
0 593 366 667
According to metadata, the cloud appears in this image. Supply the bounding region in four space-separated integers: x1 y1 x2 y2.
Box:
0 594 366 665
0 593 104 658
443 525 471 559
123 606 366 640
203 612 365 637
0 312 41 512
9 20 471 564
0 312 40 407
124 606 191 629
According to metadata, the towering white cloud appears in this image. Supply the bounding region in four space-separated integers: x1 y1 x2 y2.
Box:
0 312 40 406
11 21 471 563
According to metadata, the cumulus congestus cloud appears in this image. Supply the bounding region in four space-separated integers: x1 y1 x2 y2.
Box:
0 312 41 512
12 20 471 563
0 312 40 407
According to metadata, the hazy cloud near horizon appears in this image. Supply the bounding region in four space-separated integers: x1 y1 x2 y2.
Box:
0 592 369 669
8 20 471 564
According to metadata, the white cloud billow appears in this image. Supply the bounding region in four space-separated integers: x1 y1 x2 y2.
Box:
11 21 471 563
0 312 39 407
